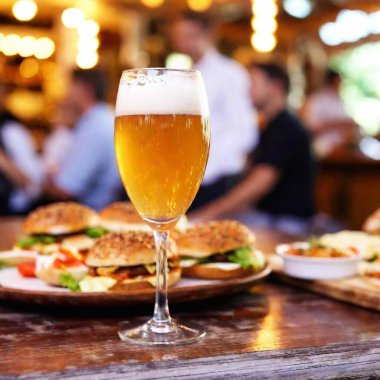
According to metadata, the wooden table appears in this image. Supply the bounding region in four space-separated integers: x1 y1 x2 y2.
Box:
1 218 380 379
316 148 380 229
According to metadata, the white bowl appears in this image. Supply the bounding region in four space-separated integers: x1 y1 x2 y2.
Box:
276 242 362 280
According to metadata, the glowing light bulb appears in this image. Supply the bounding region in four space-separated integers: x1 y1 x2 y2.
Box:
62 8 85 29
76 51 99 69
251 17 278 33
12 0 38 22
19 36 37 57
77 36 100 52
141 0 164 8
251 32 277 52
2 34 21 56
252 0 278 18
77 20 100 37
187 0 212 12
34 37 55 59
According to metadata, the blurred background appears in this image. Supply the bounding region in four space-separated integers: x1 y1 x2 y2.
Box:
0 0 379 232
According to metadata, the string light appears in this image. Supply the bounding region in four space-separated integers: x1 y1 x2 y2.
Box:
187 0 212 12
140 0 164 8
251 33 277 53
19 36 36 57
251 17 278 34
76 51 99 69
77 20 100 37
12 0 38 22
2 34 21 56
77 37 99 52
76 20 100 69
34 37 55 59
0 33 55 59
62 8 85 29
251 0 278 53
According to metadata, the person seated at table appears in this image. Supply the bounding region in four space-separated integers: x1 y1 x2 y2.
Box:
302 69 358 157
43 101 77 176
0 84 43 214
170 12 258 209
43 69 121 210
190 63 316 235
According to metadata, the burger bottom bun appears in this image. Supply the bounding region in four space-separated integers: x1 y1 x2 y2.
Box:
182 264 255 280
36 264 88 286
111 267 181 291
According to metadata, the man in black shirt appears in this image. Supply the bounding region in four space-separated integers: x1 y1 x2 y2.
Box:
190 63 316 234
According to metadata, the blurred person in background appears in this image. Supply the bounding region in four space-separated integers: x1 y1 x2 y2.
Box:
44 69 120 210
43 102 77 176
0 84 43 214
303 69 357 157
191 63 316 235
170 12 258 209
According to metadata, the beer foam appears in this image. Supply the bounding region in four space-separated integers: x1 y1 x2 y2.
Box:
115 71 208 116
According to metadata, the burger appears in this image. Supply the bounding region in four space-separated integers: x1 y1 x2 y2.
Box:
81 231 181 292
360 208 380 286
99 201 189 233
175 220 266 279
17 202 102 256
99 202 150 232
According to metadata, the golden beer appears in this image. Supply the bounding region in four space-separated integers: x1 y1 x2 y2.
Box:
115 114 210 227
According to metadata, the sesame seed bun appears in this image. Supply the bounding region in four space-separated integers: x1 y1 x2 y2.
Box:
363 208 380 235
175 220 255 258
23 202 99 235
85 231 177 267
99 202 189 233
99 202 148 232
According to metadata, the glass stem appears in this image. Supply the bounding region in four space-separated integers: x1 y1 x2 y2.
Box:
152 230 171 325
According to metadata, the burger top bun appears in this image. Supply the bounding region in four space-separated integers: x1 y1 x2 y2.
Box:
23 202 99 235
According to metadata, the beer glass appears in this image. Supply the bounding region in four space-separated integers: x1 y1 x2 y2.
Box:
114 68 210 345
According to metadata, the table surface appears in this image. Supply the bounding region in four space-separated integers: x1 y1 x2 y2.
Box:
1 218 380 380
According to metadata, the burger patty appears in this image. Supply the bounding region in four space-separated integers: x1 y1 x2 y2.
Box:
90 258 179 280
207 253 229 263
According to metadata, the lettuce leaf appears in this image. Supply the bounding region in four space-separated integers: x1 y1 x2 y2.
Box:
18 235 56 248
85 227 108 239
60 273 80 292
227 247 264 270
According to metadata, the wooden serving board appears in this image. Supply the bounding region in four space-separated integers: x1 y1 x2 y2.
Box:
269 255 380 312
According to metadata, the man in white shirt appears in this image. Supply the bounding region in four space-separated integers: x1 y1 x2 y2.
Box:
170 12 258 209
44 70 121 210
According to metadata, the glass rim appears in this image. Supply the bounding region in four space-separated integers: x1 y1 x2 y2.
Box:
121 67 200 76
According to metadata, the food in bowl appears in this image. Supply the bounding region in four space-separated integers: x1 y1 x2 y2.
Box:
276 240 362 280
284 238 359 259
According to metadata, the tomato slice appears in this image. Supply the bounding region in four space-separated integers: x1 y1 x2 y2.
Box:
60 247 84 263
17 262 36 278
53 258 83 269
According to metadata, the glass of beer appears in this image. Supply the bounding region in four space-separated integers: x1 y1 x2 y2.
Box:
114 68 210 346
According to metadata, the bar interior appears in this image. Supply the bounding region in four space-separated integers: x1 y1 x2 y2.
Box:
0 0 379 378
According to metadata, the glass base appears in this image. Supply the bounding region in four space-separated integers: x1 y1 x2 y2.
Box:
118 319 206 346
